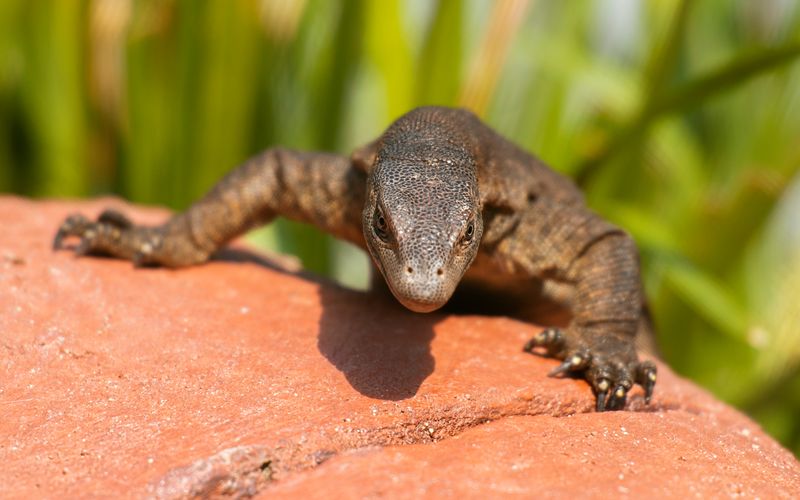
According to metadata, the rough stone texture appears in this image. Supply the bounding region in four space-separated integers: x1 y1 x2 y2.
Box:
1 196 798 499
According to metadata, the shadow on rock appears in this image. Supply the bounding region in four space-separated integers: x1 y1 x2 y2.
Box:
317 284 437 401
216 247 437 401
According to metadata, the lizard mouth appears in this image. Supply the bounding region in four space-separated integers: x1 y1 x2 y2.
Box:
394 295 445 313
382 270 452 313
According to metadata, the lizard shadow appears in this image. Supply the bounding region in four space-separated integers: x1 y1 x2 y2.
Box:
314 270 575 401
316 279 437 401
217 248 437 401
217 248 583 402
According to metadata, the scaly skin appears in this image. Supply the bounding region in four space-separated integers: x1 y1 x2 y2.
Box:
54 106 656 411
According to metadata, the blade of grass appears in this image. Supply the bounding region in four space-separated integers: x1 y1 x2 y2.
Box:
575 5 800 185
458 0 531 116
574 0 693 185
170 0 205 208
125 0 181 205
577 41 800 185
641 0 693 106
0 0 23 191
184 0 261 203
364 0 413 119
416 0 463 106
20 1 89 197
663 260 748 342
310 0 364 151
650 42 800 117
263 0 366 275
601 203 682 253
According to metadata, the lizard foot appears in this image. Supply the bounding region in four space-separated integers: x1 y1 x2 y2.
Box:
524 326 656 411
53 209 163 266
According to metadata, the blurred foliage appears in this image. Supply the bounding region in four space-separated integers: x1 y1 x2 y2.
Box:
1 0 799 456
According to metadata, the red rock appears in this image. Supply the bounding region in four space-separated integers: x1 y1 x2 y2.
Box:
1 196 797 498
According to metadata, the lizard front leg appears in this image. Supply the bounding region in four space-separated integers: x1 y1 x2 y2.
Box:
54 149 366 266
494 202 656 411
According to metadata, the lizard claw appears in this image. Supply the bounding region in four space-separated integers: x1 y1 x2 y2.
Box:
53 214 92 250
595 378 610 412
523 327 565 357
607 381 631 411
548 350 591 377
637 361 657 404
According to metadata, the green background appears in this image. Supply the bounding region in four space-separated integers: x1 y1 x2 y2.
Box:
1 0 799 456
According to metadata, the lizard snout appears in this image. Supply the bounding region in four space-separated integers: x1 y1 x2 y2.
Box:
387 260 454 313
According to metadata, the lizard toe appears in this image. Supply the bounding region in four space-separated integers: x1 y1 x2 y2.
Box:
585 356 634 411
73 228 100 256
98 209 134 229
523 327 566 357
547 348 591 377
587 362 617 411
636 360 657 404
607 378 633 411
593 378 611 411
53 213 93 250
54 210 143 260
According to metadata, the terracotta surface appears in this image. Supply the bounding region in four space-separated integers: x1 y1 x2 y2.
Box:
1 196 798 499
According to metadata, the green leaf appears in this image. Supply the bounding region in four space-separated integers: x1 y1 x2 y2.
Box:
416 0 463 106
650 42 800 117
642 0 693 103
663 261 748 341
364 0 413 119
20 0 89 197
576 40 800 186
601 204 681 252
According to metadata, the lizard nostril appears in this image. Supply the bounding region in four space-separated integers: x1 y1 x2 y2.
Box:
436 268 443 276
406 266 413 274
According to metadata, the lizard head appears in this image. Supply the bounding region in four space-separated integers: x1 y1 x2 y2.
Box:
362 141 483 313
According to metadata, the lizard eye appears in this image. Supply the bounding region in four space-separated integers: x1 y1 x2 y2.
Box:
462 221 475 243
373 209 389 242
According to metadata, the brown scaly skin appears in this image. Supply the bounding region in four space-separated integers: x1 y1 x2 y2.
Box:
54 106 656 411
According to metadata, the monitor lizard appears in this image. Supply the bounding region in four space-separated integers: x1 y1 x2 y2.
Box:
54 106 657 411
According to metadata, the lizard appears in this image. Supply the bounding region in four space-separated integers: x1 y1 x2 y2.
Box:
53 106 656 411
